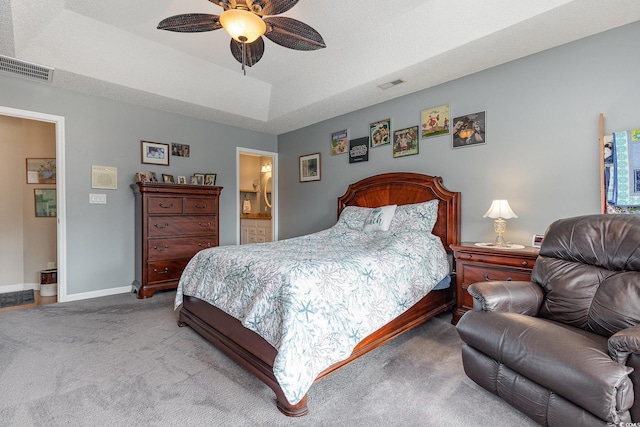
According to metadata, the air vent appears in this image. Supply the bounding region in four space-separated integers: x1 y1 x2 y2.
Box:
378 79 405 90
0 55 54 83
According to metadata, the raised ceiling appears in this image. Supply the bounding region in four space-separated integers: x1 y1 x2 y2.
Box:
1 0 639 135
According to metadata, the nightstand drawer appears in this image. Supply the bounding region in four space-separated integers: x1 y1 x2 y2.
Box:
463 264 534 284
457 252 535 269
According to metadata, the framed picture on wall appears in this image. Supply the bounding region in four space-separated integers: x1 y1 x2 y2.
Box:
34 189 56 217
452 111 486 148
299 153 321 182
331 129 349 155
26 158 56 184
420 104 450 139
370 119 391 147
393 126 419 158
141 141 170 166
171 143 190 157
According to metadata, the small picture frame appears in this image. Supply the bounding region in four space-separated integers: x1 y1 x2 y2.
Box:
26 158 56 184
193 173 205 185
392 126 419 158
135 172 149 182
452 111 486 149
148 171 159 183
370 119 391 147
331 129 349 155
141 141 170 166
299 153 321 182
177 176 187 184
162 174 175 183
34 189 56 217
171 143 190 158
204 174 217 186
532 234 544 248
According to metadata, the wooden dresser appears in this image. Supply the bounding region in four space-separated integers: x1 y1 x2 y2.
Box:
450 242 539 324
131 182 222 298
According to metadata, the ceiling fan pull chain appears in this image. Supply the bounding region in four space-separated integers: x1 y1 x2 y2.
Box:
240 36 247 76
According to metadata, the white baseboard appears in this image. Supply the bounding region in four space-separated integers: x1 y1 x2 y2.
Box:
64 285 132 302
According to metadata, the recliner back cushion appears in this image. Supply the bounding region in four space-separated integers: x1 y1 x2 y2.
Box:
531 214 640 337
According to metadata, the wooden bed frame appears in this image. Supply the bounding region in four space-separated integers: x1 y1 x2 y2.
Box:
178 172 461 416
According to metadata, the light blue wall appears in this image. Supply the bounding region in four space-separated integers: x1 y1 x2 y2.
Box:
0 76 277 296
277 21 640 245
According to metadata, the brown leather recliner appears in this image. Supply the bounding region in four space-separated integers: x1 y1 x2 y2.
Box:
456 214 640 426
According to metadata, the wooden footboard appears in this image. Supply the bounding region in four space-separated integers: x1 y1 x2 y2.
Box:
179 284 454 416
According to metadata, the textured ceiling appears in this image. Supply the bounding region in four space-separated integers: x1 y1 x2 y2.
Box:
2 0 640 135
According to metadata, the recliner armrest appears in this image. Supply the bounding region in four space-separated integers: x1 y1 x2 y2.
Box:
609 324 640 364
468 280 544 316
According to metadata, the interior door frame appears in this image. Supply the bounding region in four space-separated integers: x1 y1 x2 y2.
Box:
0 105 67 302
236 147 278 245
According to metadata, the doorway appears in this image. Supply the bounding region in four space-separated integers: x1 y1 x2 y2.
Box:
237 148 277 245
0 106 67 302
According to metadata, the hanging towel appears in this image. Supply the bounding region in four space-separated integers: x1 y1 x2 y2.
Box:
243 199 252 214
613 129 640 207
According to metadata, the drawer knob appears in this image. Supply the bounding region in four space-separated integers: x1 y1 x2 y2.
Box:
521 261 528 266
195 203 207 209
153 245 169 251
198 222 211 227
465 255 472 259
483 273 512 281
198 242 211 248
158 202 173 209
154 223 170 229
153 267 169 274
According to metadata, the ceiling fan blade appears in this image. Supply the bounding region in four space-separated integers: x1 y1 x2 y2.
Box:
263 17 325 50
157 14 222 33
247 0 298 16
208 0 237 10
230 37 265 67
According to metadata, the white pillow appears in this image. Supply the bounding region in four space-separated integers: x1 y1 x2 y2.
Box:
363 204 397 232
335 206 373 230
389 200 439 232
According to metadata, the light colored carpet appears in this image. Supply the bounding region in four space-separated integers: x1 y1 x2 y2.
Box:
0 291 538 426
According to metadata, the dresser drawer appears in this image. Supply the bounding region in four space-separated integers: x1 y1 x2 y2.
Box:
148 215 218 237
147 259 189 283
147 237 216 261
456 251 535 269
147 196 183 214
462 264 533 285
185 197 217 214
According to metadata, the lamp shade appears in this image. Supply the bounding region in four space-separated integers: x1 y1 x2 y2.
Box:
219 9 266 43
483 200 518 219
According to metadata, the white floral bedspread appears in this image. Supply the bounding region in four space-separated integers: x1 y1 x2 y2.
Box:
175 225 449 405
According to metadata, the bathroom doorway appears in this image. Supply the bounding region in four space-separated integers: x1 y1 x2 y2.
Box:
237 148 277 245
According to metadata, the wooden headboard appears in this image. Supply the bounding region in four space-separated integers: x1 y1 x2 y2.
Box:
337 172 461 250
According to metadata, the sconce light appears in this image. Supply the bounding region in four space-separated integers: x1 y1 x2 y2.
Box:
260 164 272 173
483 200 517 248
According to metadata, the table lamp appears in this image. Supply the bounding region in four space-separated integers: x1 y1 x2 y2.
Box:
483 200 517 247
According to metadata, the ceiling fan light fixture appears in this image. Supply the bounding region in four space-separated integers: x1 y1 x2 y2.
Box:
220 9 266 43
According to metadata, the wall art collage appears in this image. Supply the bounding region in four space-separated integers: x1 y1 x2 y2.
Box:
331 104 486 164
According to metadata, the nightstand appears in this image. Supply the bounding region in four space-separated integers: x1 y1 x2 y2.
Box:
450 242 540 324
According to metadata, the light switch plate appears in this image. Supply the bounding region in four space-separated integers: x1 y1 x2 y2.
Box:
89 193 107 204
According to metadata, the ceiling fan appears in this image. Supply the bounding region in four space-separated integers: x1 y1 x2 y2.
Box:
158 0 326 75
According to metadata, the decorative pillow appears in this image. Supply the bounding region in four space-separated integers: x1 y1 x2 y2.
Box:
363 204 397 232
390 200 439 232
335 206 373 230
